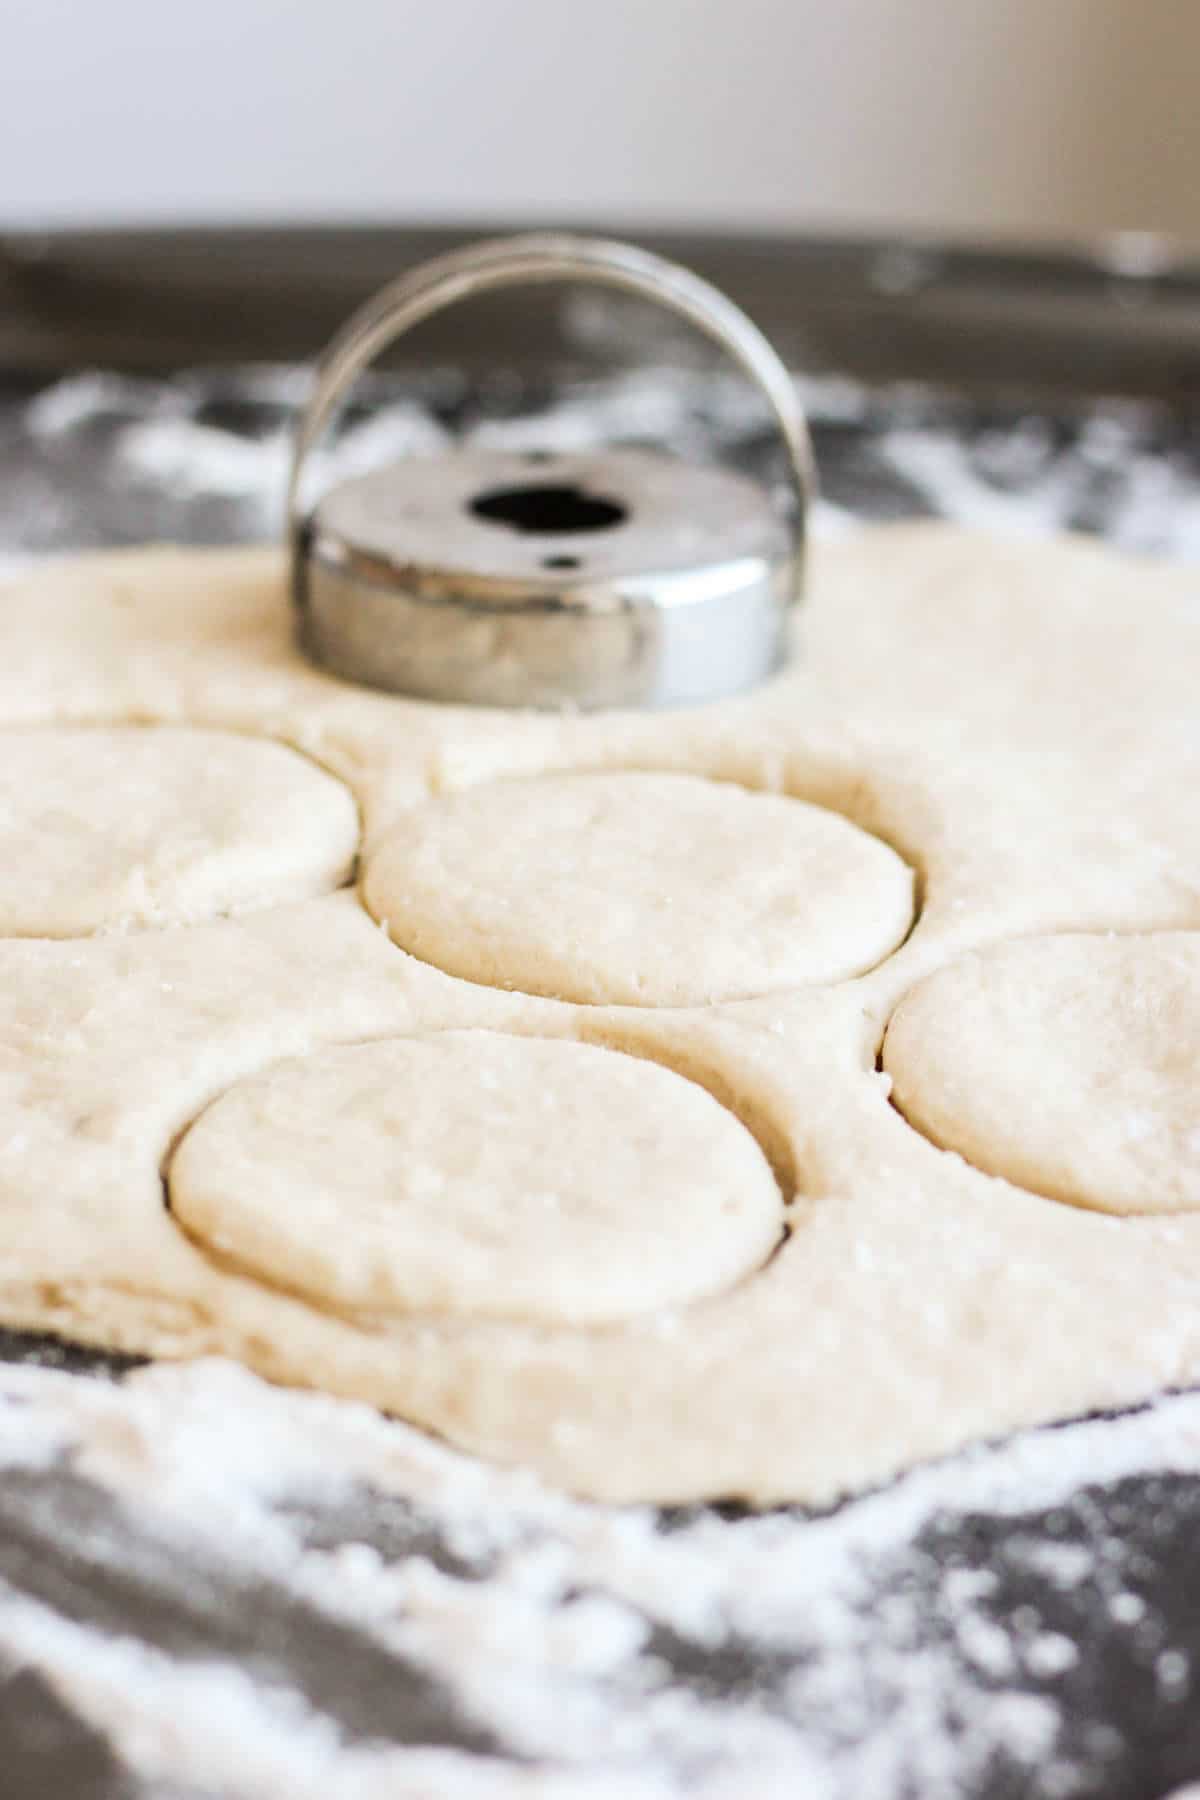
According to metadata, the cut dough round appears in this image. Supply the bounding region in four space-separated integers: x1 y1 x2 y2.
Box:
364 772 914 1005
168 1030 784 1324
883 934 1200 1215
0 728 359 935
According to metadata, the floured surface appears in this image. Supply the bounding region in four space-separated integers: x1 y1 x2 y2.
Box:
0 522 1199 1505
2 1355 1200 1799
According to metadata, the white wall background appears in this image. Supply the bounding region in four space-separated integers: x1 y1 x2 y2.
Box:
5 0 1198 244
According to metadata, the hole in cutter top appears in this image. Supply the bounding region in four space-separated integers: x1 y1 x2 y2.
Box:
469 482 627 536
542 554 582 570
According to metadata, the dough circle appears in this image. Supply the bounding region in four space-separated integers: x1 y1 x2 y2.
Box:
167 1030 784 1324
0 727 359 935
364 771 914 1005
883 934 1200 1215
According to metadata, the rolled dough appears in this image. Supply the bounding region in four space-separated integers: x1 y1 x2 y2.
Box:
0 727 358 934
363 771 914 1005
168 1031 784 1324
1 522 1199 1506
883 934 1200 1216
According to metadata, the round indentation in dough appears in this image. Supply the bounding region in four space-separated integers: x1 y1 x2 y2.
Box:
364 771 914 1005
167 1031 785 1323
882 933 1200 1215
0 727 359 935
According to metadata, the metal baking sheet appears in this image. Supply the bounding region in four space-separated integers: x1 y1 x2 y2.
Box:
0 228 1199 1799
3 222 1200 401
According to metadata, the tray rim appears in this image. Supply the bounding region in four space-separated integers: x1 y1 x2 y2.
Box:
2 223 1199 403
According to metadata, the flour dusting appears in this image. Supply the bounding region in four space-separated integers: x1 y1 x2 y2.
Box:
0 1359 1197 1797
12 363 1199 562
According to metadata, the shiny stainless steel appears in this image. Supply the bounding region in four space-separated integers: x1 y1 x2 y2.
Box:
304 446 793 708
288 233 815 709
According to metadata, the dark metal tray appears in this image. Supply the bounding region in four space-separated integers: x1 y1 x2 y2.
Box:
0 226 1198 1800
4 222 1200 402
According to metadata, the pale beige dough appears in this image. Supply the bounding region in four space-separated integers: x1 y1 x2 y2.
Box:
0 727 358 934
169 1030 783 1324
364 771 914 1004
884 934 1200 1216
0 523 1199 1507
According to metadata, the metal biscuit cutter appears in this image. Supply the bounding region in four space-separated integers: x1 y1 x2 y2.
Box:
288 233 815 709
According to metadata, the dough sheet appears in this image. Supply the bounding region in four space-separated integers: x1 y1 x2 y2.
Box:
1 522 1198 1504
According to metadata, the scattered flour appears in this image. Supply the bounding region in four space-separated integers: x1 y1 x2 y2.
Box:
14 363 1200 563
120 397 448 534
0 1359 1197 1796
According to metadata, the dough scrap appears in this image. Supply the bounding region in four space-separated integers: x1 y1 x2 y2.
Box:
884 934 1200 1216
0 727 358 934
168 1031 784 1324
0 523 1199 1506
364 771 914 1004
